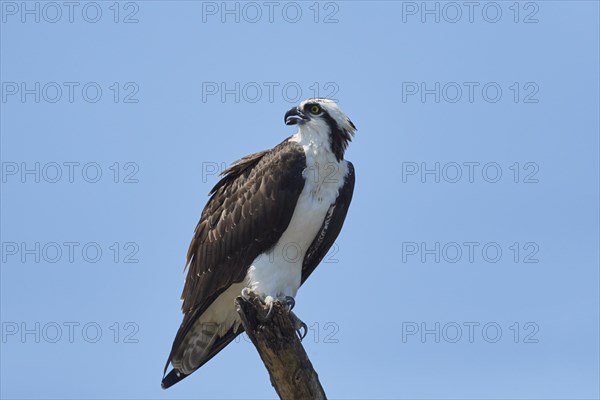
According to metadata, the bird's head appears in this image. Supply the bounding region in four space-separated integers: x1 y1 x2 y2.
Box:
284 98 356 161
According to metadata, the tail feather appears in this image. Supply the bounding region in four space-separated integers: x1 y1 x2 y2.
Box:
161 325 242 389
161 368 189 389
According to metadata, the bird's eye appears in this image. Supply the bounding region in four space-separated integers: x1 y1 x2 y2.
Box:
309 105 321 114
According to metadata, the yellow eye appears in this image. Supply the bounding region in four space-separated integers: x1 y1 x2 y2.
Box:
309 105 321 114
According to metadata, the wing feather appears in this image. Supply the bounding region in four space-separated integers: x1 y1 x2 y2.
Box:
302 161 355 283
182 141 306 313
163 140 306 383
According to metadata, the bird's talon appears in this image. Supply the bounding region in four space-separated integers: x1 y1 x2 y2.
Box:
265 297 275 318
241 288 255 301
297 321 308 340
289 311 307 341
284 296 295 312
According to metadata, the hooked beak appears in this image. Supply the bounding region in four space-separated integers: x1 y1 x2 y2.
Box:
284 107 309 125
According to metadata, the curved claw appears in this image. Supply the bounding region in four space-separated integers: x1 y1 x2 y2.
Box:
289 311 307 341
296 321 308 341
265 300 274 319
241 287 254 301
284 296 295 312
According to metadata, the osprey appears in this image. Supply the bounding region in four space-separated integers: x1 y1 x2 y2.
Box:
162 98 356 388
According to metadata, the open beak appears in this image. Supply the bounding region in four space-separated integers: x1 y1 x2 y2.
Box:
284 107 309 125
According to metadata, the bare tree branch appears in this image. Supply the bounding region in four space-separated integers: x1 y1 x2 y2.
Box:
235 294 327 400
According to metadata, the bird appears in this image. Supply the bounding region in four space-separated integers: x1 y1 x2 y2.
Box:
162 98 356 389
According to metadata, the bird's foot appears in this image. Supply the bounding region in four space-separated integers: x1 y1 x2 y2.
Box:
244 292 306 340
264 295 295 318
241 287 257 302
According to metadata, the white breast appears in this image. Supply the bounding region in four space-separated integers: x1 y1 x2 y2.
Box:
245 131 348 299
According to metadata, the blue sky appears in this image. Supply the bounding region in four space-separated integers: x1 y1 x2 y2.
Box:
1 1 598 399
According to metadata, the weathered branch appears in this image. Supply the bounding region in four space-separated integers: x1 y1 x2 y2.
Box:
235 294 327 400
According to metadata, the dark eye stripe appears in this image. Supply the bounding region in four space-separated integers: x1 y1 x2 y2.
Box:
320 109 352 162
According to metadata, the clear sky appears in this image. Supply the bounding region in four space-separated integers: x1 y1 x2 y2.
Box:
1 1 599 399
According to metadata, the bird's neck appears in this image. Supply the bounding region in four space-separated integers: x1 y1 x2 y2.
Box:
291 125 333 156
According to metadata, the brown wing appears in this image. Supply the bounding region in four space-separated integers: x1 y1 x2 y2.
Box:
302 161 355 284
163 139 306 384
182 140 306 313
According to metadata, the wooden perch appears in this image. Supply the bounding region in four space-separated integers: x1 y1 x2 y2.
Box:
235 294 327 400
